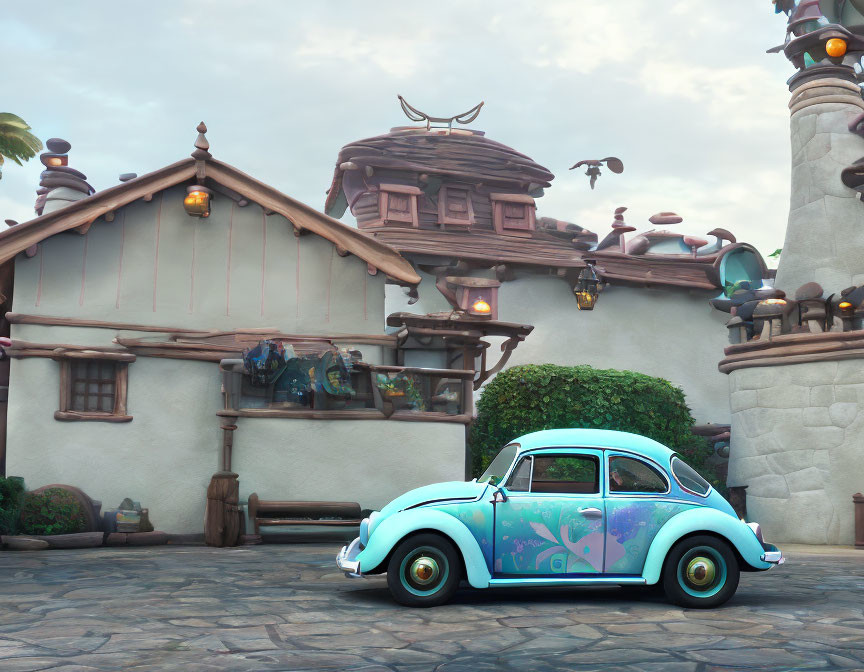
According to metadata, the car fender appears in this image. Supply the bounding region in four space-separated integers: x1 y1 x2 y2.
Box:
355 508 492 589
642 507 771 584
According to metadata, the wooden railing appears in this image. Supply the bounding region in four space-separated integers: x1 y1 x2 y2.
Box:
219 360 474 424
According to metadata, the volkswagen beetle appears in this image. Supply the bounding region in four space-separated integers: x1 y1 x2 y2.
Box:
336 429 783 608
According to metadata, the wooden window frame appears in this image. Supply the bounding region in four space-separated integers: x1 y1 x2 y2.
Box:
55 350 135 422
438 185 475 227
490 193 536 234
378 184 421 228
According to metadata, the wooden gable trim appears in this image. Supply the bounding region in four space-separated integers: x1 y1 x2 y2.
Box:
0 157 421 286
0 159 197 267
204 162 420 284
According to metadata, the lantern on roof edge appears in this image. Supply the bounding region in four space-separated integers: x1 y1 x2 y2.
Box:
574 260 600 311
184 185 211 217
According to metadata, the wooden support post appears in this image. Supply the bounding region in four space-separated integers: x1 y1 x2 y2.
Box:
221 423 237 472
204 471 240 547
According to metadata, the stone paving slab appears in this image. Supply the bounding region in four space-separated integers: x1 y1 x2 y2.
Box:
0 544 862 671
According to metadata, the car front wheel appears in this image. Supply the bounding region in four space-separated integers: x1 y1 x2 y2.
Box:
386 533 461 607
662 535 739 609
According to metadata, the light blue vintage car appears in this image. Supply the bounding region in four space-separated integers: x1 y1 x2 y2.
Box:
337 429 783 608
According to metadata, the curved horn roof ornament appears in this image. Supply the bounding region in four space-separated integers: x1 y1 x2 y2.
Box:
397 95 485 131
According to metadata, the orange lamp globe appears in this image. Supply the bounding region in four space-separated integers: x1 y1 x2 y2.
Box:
839 300 853 310
183 186 211 217
826 38 847 58
471 297 492 315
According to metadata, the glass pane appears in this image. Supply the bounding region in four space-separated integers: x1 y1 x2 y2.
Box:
86 395 99 411
88 382 100 394
479 444 519 486
506 457 532 492
671 457 711 496
99 394 114 412
73 381 85 394
609 456 668 493
531 456 599 494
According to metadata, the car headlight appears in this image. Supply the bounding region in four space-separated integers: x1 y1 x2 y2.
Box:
746 522 764 543
359 518 370 547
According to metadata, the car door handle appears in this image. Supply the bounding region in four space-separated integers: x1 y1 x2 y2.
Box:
578 507 603 519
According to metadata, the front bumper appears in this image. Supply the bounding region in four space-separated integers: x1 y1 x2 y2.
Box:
336 537 363 578
760 542 784 565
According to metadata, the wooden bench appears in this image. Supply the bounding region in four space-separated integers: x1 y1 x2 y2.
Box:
247 493 362 535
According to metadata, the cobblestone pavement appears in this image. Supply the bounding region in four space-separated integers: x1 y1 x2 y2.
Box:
0 543 863 671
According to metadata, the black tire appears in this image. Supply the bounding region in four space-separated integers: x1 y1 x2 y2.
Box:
386 533 462 607
662 535 740 609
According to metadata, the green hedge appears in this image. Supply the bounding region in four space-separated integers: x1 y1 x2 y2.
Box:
470 364 724 493
0 476 25 536
19 488 87 536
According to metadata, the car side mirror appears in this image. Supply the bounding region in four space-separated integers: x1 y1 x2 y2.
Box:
491 487 508 504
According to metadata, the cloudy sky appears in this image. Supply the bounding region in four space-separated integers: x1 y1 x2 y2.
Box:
2 1 794 256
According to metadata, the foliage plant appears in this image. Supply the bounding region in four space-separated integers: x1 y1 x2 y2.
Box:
18 488 86 536
470 364 726 494
0 476 25 535
0 113 42 181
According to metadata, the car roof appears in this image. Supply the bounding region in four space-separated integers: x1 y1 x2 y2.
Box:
512 429 676 465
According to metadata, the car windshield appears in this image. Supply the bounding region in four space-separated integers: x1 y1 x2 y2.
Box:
478 443 519 485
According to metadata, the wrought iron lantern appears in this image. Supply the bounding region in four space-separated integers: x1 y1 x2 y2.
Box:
573 260 600 310
184 185 211 217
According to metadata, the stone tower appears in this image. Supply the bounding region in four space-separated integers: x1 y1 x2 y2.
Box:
773 0 864 292
723 1 864 545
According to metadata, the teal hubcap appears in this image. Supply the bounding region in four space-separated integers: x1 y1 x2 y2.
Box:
677 546 726 598
399 546 449 597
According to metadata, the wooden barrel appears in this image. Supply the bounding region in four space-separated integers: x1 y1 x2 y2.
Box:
204 471 240 547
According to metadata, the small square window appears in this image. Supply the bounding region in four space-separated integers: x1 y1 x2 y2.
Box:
378 184 421 227
439 186 475 227
56 355 133 422
491 193 536 233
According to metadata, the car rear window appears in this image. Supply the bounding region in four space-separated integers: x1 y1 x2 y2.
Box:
671 456 711 496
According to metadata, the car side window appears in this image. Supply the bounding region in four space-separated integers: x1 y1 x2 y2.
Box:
608 456 668 493
506 457 532 492
530 455 599 494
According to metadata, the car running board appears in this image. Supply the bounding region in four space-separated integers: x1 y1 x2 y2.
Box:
488 576 647 588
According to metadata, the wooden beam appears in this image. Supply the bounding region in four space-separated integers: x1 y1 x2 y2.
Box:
216 408 472 424
54 411 133 423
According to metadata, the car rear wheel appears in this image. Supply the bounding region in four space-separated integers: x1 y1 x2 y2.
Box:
662 535 739 609
386 533 461 607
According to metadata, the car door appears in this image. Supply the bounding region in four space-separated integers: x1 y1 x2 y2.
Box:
492 449 605 576
603 451 691 574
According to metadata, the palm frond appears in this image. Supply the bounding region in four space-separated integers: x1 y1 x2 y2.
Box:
0 113 42 170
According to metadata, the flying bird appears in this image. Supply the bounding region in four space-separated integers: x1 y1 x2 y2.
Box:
569 157 624 189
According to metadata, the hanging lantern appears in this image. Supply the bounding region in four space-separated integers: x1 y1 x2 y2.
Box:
471 296 492 315
183 185 211 217
574 260 601 311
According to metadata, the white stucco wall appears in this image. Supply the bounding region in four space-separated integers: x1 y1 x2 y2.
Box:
388 271 731 424
4 185 428 534
6 356 221 534
727 360 864 544
232 419 466 511
13 185 386 334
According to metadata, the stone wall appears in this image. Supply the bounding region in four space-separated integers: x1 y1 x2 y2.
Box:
774 94 864 293
727 359 864 544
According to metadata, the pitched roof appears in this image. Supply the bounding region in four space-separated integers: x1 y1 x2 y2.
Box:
0 156 421 285
325 126 555 217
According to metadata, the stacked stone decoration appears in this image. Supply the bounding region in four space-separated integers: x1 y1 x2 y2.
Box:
35 138 95 216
